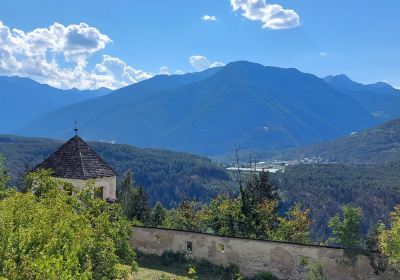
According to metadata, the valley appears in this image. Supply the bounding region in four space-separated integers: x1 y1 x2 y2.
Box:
2 64 400 242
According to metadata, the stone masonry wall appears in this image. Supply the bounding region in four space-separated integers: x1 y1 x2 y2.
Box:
131 226 399 280
55 176 116 200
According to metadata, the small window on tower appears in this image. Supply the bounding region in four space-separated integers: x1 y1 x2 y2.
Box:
186 241 193 252
219 244 225 252
154 235 161 243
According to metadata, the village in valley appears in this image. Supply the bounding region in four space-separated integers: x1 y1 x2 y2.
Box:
225 158 324 174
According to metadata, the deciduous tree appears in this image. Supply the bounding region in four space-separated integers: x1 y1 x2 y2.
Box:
379 206 400 272
0 169 137 279
328 206 362 265
273 203 312 244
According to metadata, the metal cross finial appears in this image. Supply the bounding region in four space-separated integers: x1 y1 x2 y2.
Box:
74 121 78 136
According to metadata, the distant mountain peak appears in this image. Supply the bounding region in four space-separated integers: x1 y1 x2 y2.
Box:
324 75 398 94
222 61 302 79
226 60 261 66
223 60 265 70
368 81 395 90
324 74 356 84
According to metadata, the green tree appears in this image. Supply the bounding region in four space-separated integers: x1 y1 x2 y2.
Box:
379 206 400 272
163 200 207 232
204 195 242 236
246 171 280 204
0 169 137 280
119 171 135 219
134 186 150 222
118 171 150 224
239 171 280 238
0 156 9 191
328 206 362 265
255 200 280 239
0 156 13 200
273 203 312 244
150 202 166 227
366 223 388 274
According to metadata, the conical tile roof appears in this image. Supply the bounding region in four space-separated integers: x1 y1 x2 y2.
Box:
34 135 116 179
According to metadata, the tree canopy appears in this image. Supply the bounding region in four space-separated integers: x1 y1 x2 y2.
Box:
0 168 137 280
379 206 400 272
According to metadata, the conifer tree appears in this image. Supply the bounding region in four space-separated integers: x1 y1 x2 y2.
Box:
119 171 135 219
133 186 150 223
239 171 280 238
118 171 150 224
150 201 166 227
0 156 10 191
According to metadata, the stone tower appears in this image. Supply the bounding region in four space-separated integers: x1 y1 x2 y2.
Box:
34 135 117 201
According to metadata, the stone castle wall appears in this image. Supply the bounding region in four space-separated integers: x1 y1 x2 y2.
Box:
131 226 398 280
56 176 116 200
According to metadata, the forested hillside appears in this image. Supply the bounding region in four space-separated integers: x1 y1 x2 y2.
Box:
272 163 400 240
0 135 231 207
274 118 400 164
2 135 400 240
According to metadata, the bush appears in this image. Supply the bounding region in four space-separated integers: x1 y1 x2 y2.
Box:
187 263 198 279
114 264 133 279
250 271 278 280
138 252 244 280
193 259 242 279
160 251 187 266
225 264 242 279
307 261 327 280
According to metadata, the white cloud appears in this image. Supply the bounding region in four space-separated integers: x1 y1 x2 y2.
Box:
175 70 184 75
319 52 327 56
230 0 300 30
210 61 225 68
202 15 218 21
189 55 225 71
189 56 210 71
0 20 153 90
94 55 153 89
159 66 170 75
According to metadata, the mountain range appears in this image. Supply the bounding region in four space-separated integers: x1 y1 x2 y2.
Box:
3 61 400 157
0 76 110 133
324 74 400 121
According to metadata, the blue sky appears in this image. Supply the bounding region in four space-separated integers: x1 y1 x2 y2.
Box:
0 0 399 89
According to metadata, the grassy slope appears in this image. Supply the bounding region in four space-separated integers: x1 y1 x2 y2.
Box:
132 267 187 280
133 255 229 280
